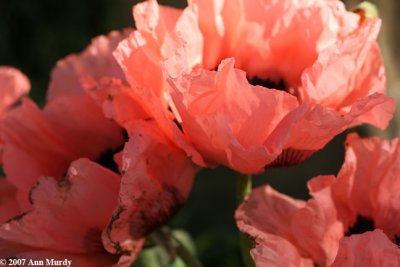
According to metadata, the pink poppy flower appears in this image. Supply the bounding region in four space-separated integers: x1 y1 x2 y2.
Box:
0 31 132 208
235 133 400 266
0 121 196 266
112 0 394 174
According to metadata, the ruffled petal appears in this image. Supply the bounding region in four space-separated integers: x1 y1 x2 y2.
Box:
114 28 206 166
85 77 149 129
291 177 344 266
134 0 181 34
231 0 359 84
191 0 359 82
236 185 305 243
168 58 298 173
114 30 165 99
331 230 400 267
338 134 400 239
235 185 318 266
267 92 394 154
0 159 120 254
299 19 382 108
102 121 196 264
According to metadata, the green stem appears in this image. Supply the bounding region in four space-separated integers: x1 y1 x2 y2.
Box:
236 173 255 267
236 173 252 204
172 235 203 267
151 228 203 267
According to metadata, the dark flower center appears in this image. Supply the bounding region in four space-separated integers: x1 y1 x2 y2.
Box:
95 130 128 174
345 215 375 236
346 215 400 245
247 75 287 91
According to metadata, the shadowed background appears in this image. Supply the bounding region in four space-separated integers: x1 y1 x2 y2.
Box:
0 0 398 266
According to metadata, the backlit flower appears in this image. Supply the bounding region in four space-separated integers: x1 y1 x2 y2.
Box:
112 0 394 174
0 30 196 266
235 133 400 266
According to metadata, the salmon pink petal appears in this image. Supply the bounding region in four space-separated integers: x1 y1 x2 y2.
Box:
114 30 165 99
116 2 202 99
43 95 124 159
191 0 359 81
102 121 196 263
86 75 204 170
251 235 314 267
0 67 30 115
267 92 394 155
161 0 393 170
187 0 239 69
132 1 203 69
2 99 79 194
336 134 400 239
1 96 124 205
331 230 400 267
114 2 206 167
338 42 386 108
133 0 181 42
236 185 335 266
307 175 337 193
47 30 131 101
291 178 344 266
0 159 120 253
232 0 358 83
236 133 400 266
299 19 382 108
168 58 299 173
348 93 394 130
0 179 20 223
85 77 149 129
236 185 305 243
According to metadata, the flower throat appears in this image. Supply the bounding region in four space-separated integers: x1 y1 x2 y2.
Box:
247 75 287 91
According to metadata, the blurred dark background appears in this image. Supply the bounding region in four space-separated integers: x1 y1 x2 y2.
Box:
1 1 398 266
